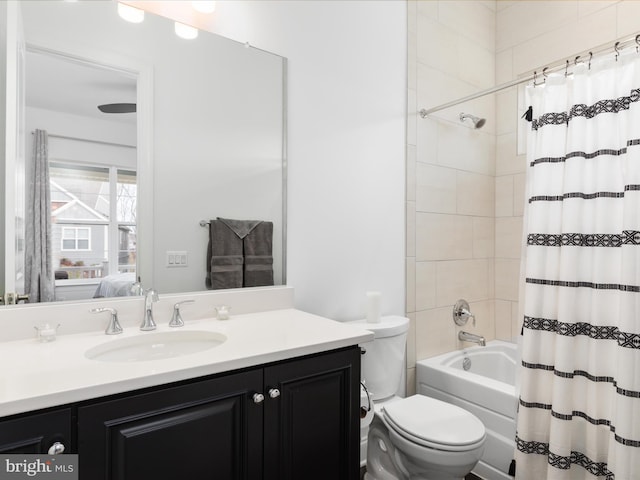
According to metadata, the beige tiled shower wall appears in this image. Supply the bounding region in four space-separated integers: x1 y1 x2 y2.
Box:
406 0 640 395
406 0 497 396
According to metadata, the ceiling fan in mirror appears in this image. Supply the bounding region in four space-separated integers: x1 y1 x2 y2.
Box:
97 103 137 114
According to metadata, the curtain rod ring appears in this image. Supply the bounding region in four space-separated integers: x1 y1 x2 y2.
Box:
574 55 581 66
636 34 640 53
565 59 569 77
533 70 537 87
615 41 620 61
589 51 593 69
542 67 548 78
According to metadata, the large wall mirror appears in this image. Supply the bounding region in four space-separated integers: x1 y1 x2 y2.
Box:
1 1 286 304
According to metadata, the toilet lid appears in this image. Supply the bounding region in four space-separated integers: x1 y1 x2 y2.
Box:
383 396 485 448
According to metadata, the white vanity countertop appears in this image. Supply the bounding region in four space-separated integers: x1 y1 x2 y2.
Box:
0 309 374 417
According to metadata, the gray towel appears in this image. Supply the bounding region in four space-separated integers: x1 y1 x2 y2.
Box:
243 221 274 287
217 217 263 239
211 255 244 290
206 220 243 290
206 218 274 289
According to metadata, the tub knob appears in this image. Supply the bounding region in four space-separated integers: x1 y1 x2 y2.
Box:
453 299 475 326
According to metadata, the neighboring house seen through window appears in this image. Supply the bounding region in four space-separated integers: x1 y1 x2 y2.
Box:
61 227 91 251
50 162 136 282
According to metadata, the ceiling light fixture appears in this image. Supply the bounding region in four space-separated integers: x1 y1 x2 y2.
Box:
117 3 145 23
191 1 216 14
174 22 199 40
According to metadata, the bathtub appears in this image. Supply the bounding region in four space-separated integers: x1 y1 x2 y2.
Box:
416 340 518 480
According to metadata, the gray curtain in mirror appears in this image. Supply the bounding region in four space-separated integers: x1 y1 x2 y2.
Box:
25 129 54 302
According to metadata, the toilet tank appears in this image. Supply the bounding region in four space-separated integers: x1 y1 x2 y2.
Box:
350 316 409 401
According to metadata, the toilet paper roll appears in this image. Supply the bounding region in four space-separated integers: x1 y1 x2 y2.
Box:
360 383 374 426
366 291 381 323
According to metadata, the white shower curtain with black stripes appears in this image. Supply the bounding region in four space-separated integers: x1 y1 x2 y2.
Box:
515 51 640 480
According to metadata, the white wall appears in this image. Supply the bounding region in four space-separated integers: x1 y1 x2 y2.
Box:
193 1 408 321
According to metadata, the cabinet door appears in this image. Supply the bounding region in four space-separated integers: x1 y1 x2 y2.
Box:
0 408 72 454
78 369 263 480
263 347 360 480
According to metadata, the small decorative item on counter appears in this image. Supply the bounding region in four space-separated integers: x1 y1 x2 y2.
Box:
34 323 60 342
215 305 231 320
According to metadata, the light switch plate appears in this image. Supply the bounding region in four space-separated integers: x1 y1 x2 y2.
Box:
166 251 188 267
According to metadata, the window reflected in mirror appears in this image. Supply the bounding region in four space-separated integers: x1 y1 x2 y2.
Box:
50 163 137 285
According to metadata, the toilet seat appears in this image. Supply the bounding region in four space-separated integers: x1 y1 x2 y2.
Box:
382 395 486 452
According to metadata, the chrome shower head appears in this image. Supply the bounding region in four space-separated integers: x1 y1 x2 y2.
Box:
459 113 486 129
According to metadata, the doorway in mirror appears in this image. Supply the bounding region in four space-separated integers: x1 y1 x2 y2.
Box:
24 49 139 302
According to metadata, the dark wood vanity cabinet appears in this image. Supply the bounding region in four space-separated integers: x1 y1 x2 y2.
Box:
77 369 264 480
76 346 360 480
0 407 73 454
263 348 360 480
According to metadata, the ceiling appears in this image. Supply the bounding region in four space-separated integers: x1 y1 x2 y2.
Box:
25 50 137 125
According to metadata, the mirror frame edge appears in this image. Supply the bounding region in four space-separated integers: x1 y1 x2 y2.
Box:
281 56 288 285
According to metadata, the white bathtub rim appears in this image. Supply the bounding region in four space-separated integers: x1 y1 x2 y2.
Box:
417 340 517 395
416 340 519 480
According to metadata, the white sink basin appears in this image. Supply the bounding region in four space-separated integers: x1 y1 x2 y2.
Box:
85 330 227 363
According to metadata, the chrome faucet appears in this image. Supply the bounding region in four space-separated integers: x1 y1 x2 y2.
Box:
141 288 159 331
458 330 486 347
129 281 143 296
90 307 123 335
169 300 195 327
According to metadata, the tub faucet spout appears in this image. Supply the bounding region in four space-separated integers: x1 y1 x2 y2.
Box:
458 330 486 346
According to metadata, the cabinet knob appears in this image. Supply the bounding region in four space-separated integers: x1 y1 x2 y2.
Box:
48 441 65 455
268 388 281 399
253 393 265 404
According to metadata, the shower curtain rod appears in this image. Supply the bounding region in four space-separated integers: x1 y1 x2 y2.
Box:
419 33 640 118
30 131 135 149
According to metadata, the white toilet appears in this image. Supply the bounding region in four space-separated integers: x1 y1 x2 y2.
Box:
351 316 486 480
